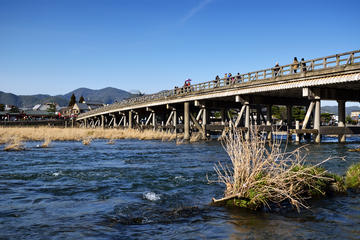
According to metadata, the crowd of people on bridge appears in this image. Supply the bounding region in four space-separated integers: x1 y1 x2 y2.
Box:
274 57 307 76
174 57 309 94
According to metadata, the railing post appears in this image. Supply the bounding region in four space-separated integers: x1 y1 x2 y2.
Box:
336 54 340 66
323 58 327 68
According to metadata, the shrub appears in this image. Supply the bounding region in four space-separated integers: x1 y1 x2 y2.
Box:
345 163 360 189
212 128 338 212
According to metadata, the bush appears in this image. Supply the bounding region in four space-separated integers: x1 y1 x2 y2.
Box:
211 128 340 212
345 163 360 189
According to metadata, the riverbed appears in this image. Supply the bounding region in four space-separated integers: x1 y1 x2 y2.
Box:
1 138 359 239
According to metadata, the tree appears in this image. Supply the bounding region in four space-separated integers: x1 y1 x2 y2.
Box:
47 103 56 114
292 106 306 121
68 93 76 107
79 96 85 103
346 116 357 125
0 104 4 111
321 113 332 124
9 105 19 113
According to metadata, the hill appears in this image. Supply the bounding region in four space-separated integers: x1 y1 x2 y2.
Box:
321 105 360 116
63 87 132 105
0 87 132 108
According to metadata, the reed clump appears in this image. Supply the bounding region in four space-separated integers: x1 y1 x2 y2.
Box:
4 137 25 151
82 137 92 145
345 162 360 189
41 138 52 148
211 128 344 212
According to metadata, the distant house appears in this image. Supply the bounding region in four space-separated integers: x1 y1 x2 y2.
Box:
84 101 105 110
32 102 59 111
351 111 360 121
72 103 90 115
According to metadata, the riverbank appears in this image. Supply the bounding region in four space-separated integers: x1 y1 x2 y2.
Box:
0 127 176 144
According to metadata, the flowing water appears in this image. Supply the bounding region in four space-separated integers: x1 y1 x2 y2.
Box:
1 137 360 239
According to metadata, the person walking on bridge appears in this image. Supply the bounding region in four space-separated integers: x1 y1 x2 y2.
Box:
300 58 307 72
273 62 280 77
292 57 299 73
214 75 220 87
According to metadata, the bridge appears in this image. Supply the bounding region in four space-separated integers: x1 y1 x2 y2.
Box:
77 50 360 143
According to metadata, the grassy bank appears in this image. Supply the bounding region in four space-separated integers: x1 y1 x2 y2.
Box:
0 127 176 145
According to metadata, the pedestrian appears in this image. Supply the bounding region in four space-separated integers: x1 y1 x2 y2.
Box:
300 58 307 72
236 73 242 83
292 57 299 73
214 75 220 87
227 73 232 85
273 62 280 77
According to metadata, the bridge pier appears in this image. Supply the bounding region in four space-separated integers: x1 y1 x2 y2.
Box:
338 100 346 143
128 111 133 129
314 98 321 143
244 101 250 140
287 105 292 141
266 104 272 141
184 102 190 141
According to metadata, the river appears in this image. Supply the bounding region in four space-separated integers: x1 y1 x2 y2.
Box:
1 137 359 239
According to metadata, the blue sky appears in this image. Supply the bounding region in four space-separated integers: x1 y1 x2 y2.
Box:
1 0 360 100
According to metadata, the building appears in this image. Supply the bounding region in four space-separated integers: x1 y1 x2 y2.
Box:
72 103 90 115
351 111 360 121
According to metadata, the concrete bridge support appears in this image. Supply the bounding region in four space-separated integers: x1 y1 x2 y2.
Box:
129 111 133 129
101 115 105 129
202 106 208 139
184 102 190 140
266 104 272 141
314 98 321 143
338 100 346 143
287 105 292 141
244 101 250 140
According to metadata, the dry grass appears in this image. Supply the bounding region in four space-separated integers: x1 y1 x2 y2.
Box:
82 137 92 145
41 138 52 148
4 137 25 151
212 128 334 212
0 127 176 143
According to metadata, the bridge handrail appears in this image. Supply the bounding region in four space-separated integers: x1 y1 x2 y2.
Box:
78 49 360 119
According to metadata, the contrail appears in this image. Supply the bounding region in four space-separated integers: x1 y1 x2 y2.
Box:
180 0 213 24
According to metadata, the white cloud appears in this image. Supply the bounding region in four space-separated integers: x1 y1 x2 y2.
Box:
180 0 213 24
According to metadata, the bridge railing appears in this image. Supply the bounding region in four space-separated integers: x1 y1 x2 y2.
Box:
78 49 360 119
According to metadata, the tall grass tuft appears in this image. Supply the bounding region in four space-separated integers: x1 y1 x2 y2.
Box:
41 138 52 148
345 162 360 189
4 137 25 151
82 137 92 145
212 128 335 212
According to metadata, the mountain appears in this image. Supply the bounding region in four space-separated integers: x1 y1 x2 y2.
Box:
63 87 132 105
0 87 132 108
321 105 360 116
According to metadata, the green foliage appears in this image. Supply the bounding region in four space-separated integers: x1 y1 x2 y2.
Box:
346 116 357 125
321 113 332 124
292 106 306 121
79 96 85 103
47 103 56 114
68 93 76 107
272 105 287 120
9 106 19 113
345 163 360 189
0 104 4 111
